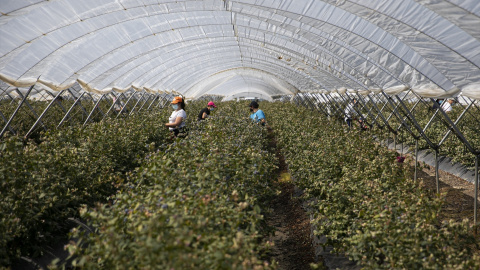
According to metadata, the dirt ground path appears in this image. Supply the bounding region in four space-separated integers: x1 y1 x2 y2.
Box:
264 127 318 270
262 128 480 269
409 159 480 224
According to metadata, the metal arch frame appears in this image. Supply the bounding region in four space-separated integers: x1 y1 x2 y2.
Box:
0 0 434 96
227 0 457 90
3 1 475 94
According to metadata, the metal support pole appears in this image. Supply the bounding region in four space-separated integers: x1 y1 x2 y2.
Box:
396 98 422 131
117 92 136 118
160 94 171 108
312 93 331 117
137 94 152 112
83 94 106 127
84 93 106 118
25 90 65 138
57 92 87 128
155 94 167 109
394 95 437 150
432 98 476 154
322 93 338 114
129 91 146 116
156 95 169 109
394 134 397 151
15 88 47 131
385 91 410 122
0 111 16 135
422 110 441 134
303 94 317 110
372 95 389 124
47 91 68 114
474 155 478 233
415 139 418 182
355 94 378 128
6 92 15 104
104 94 119 119
435 149 440 194
0 84 36 138
438 102 474 147
368 94 396 134
299 95 311 109
337 94 355 126
68 89 89 118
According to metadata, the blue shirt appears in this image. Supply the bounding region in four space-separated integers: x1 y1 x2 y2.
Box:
250 109 266 123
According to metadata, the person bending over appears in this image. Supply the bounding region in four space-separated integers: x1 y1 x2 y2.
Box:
198 101 217 121
249 101 266 126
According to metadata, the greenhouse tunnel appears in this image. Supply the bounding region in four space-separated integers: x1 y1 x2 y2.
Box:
1 0 480 233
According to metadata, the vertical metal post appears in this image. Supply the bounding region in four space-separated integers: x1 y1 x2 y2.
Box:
414 139 418 182
435 149 440 194
0 84 36 138
474 155 478 234
394 134 397 152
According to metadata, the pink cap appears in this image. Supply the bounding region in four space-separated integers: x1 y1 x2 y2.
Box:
207 101 217 108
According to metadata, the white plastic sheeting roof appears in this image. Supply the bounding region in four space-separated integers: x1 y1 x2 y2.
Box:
0 0 479 100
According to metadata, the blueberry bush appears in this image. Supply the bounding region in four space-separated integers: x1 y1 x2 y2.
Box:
0 110 170 267
266 102 479 269
61 102 278 269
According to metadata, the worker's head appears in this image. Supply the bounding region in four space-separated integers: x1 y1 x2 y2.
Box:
249 100 259 110
171 96 185 110
207 101 217 110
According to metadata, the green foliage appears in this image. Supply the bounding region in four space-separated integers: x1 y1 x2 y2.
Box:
0 98 116 140
0 110 169 266
63 102 277 269
266 102 479 269
2 98 478 269
371 103 479 169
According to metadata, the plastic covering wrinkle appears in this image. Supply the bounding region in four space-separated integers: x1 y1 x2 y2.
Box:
0 0 479 100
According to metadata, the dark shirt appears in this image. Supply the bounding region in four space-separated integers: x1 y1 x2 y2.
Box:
197 108 210 121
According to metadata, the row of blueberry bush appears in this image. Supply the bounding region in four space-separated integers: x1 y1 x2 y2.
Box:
0 110 170 267
265 102 479 269
59 102 278 269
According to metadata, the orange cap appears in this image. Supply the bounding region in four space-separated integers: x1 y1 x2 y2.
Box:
171 96 183 104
